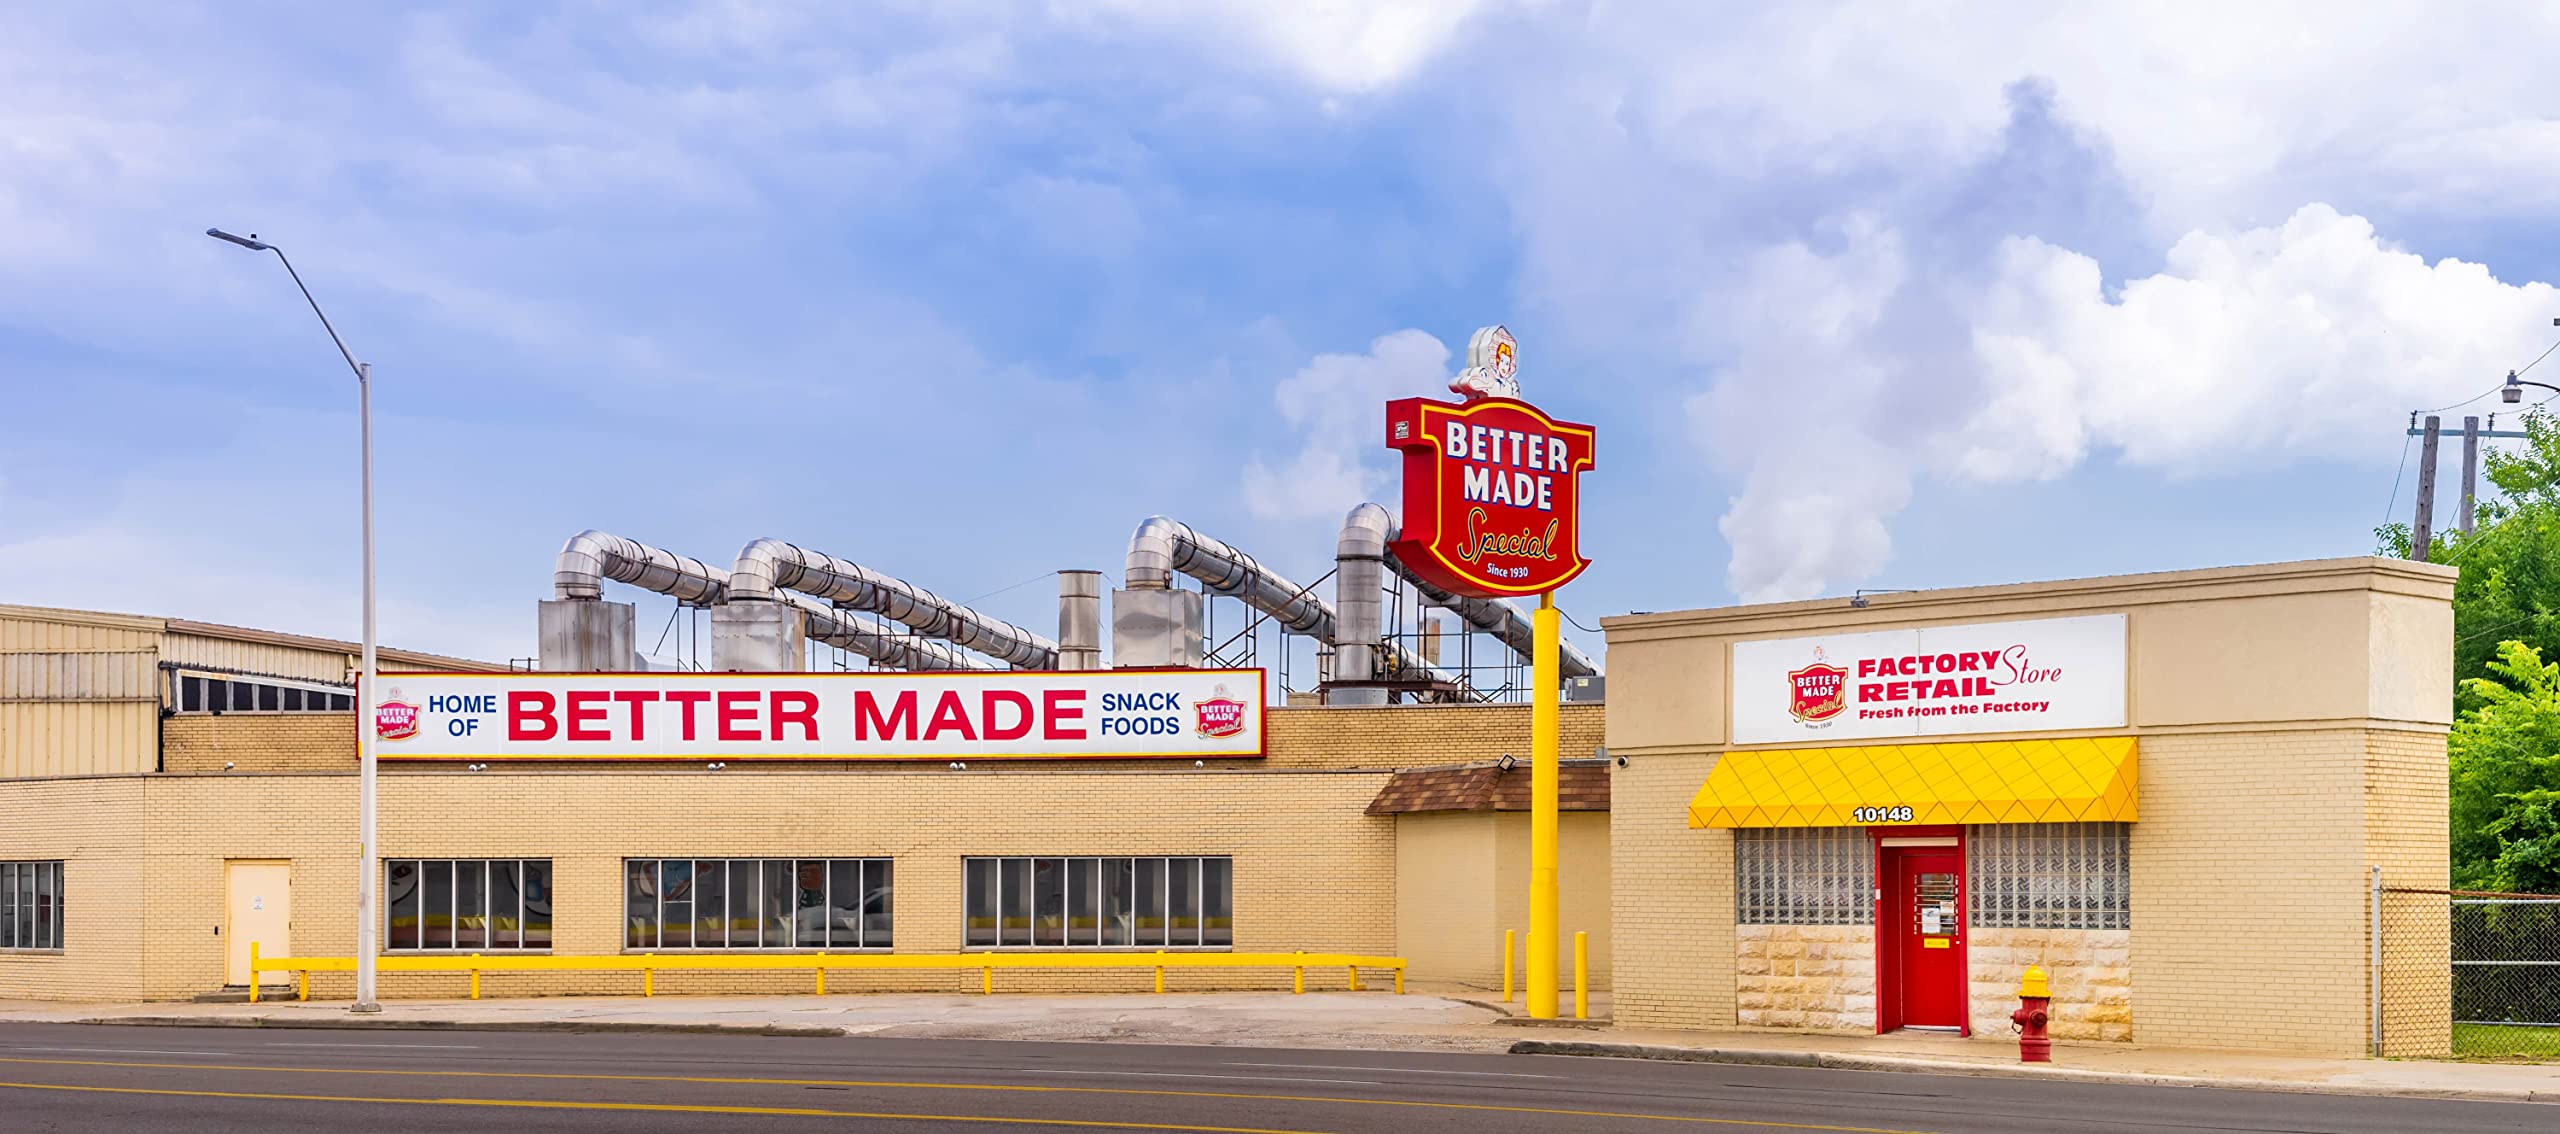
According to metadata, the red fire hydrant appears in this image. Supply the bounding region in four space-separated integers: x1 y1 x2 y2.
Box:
2010 965 2052 1063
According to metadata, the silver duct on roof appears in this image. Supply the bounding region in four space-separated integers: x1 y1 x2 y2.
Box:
1332 504 1602 682
1126 517 1330 634
781 594 999 672
728 539 1059 670
549 530 992 672
555 529 727 605
1122 515 1445 682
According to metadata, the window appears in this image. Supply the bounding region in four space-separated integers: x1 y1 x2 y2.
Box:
177 674 353 715
1969 823 2130 930
623 858 891 950
0 862 63 950
964 857 1232 949
1736 828 1872 926
386 859 552 950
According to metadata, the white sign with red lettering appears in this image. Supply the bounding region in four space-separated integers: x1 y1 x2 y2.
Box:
371 670 1265 760
1729 615 2125 745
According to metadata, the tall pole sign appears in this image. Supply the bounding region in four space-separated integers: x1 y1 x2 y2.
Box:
1386 325 1595 1019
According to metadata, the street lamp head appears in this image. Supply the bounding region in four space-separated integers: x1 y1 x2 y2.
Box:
2505 371 2526 404
205 227 272 252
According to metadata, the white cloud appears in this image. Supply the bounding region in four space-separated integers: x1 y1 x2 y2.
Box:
1104 0 1485 92
1700 204 2560 602
1244 330 1451 521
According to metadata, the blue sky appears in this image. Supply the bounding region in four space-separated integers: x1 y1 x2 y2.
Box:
7 2 2560 669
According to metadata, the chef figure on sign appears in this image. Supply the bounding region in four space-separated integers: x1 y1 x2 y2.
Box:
1449 325 1520 402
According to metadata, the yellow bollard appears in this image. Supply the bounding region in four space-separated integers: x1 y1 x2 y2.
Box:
982 965 993 995
643 956 654 998
248 941 261 1004
1293 953 1305 996
1502 929 1516 1003
1394 964 1405 995
1348 965 1361 992
1154 951 1166 994
298 969 309 1003
1573 931 1588 1021
471 954 482 1001
815 963 826 996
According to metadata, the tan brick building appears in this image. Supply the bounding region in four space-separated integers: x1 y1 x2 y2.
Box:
1604 557 2454 1057
0 602 1606 1003
0 556 2458 1058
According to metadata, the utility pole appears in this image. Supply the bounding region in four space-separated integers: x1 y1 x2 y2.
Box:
2412 415 2440 562
2461 415 2481 536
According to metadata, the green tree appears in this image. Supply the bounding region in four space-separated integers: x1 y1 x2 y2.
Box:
2379 410 2560 710
2450 640 2560 891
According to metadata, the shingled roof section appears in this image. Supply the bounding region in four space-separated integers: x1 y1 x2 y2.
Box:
1365 758 1611 815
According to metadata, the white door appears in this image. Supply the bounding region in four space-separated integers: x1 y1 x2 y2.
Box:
225 861 292 986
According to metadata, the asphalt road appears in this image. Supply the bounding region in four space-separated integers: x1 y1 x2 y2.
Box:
0 1022 2543 1133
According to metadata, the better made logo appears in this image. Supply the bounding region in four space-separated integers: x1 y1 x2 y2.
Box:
374 689 421 741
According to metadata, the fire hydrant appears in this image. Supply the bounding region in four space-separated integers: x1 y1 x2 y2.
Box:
2010 966 2052 1063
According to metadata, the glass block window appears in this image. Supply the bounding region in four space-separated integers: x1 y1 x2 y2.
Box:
1968 823 2130 930
1736 828 1872 926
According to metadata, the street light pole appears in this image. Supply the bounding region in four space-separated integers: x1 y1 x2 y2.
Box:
205 228 383 1014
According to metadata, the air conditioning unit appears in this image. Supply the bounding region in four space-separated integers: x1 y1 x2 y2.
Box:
1564 675 1605 703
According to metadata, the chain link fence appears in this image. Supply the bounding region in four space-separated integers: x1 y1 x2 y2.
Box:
2380 882 2560 1059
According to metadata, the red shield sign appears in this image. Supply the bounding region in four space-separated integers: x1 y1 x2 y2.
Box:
1195 696 1247 740
1385 396 1595 598
1787 663 1848 723
375 699 420 741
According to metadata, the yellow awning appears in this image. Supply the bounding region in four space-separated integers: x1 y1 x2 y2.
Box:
1687 736 2137 829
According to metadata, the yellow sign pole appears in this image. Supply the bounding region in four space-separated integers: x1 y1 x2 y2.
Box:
1527 591 1562 1018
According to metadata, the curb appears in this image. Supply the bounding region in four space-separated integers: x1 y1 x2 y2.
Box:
1505 1041 2559 1104
70 1015 847 1039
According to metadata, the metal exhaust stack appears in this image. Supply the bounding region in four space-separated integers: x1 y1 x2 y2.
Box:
1114 515 1449 686
1329 504 1601 689
727 539 1059 670
1058 570 1104 670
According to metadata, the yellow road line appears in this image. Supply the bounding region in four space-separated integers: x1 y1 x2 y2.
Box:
0 1056 1940 1133
0 1080 1318 1132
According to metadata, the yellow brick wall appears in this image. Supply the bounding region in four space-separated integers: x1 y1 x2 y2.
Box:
2128 730 2370 1053
0 779 147 1000
1610 752 1735 1029
2 768 1397 1001
164 715 353 773
2366 728 2450 1056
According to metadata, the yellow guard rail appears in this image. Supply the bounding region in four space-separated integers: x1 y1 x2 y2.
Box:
247 941 1404 1003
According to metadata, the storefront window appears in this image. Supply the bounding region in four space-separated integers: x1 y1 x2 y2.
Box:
623 858 891 950
964 857 1233 950
0 862 63 950
386 859 551 951
1736 829 1872 926
1969 823 2130 930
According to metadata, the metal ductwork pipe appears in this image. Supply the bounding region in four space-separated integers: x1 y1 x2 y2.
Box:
554 529 727 605
1124 516 1331 634
782 594 1000 672
729 539 1059 670
1329 506 1603 681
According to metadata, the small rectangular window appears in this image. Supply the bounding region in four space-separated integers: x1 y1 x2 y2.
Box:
622 858 890 950
182 677 206 712
208 680 232 713
1 862 64 951
386 860 549 951
282 688 305 711
255 684 280 712
964 857 1232 950
1736 828 1872 926
1969 823 2130 930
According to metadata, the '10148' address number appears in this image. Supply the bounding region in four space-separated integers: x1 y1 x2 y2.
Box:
1852 806 1916 824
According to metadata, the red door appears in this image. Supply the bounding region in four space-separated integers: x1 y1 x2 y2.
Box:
1884 849 1965 1030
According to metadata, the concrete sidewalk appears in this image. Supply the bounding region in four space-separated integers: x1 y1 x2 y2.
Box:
0 990 2551 1103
